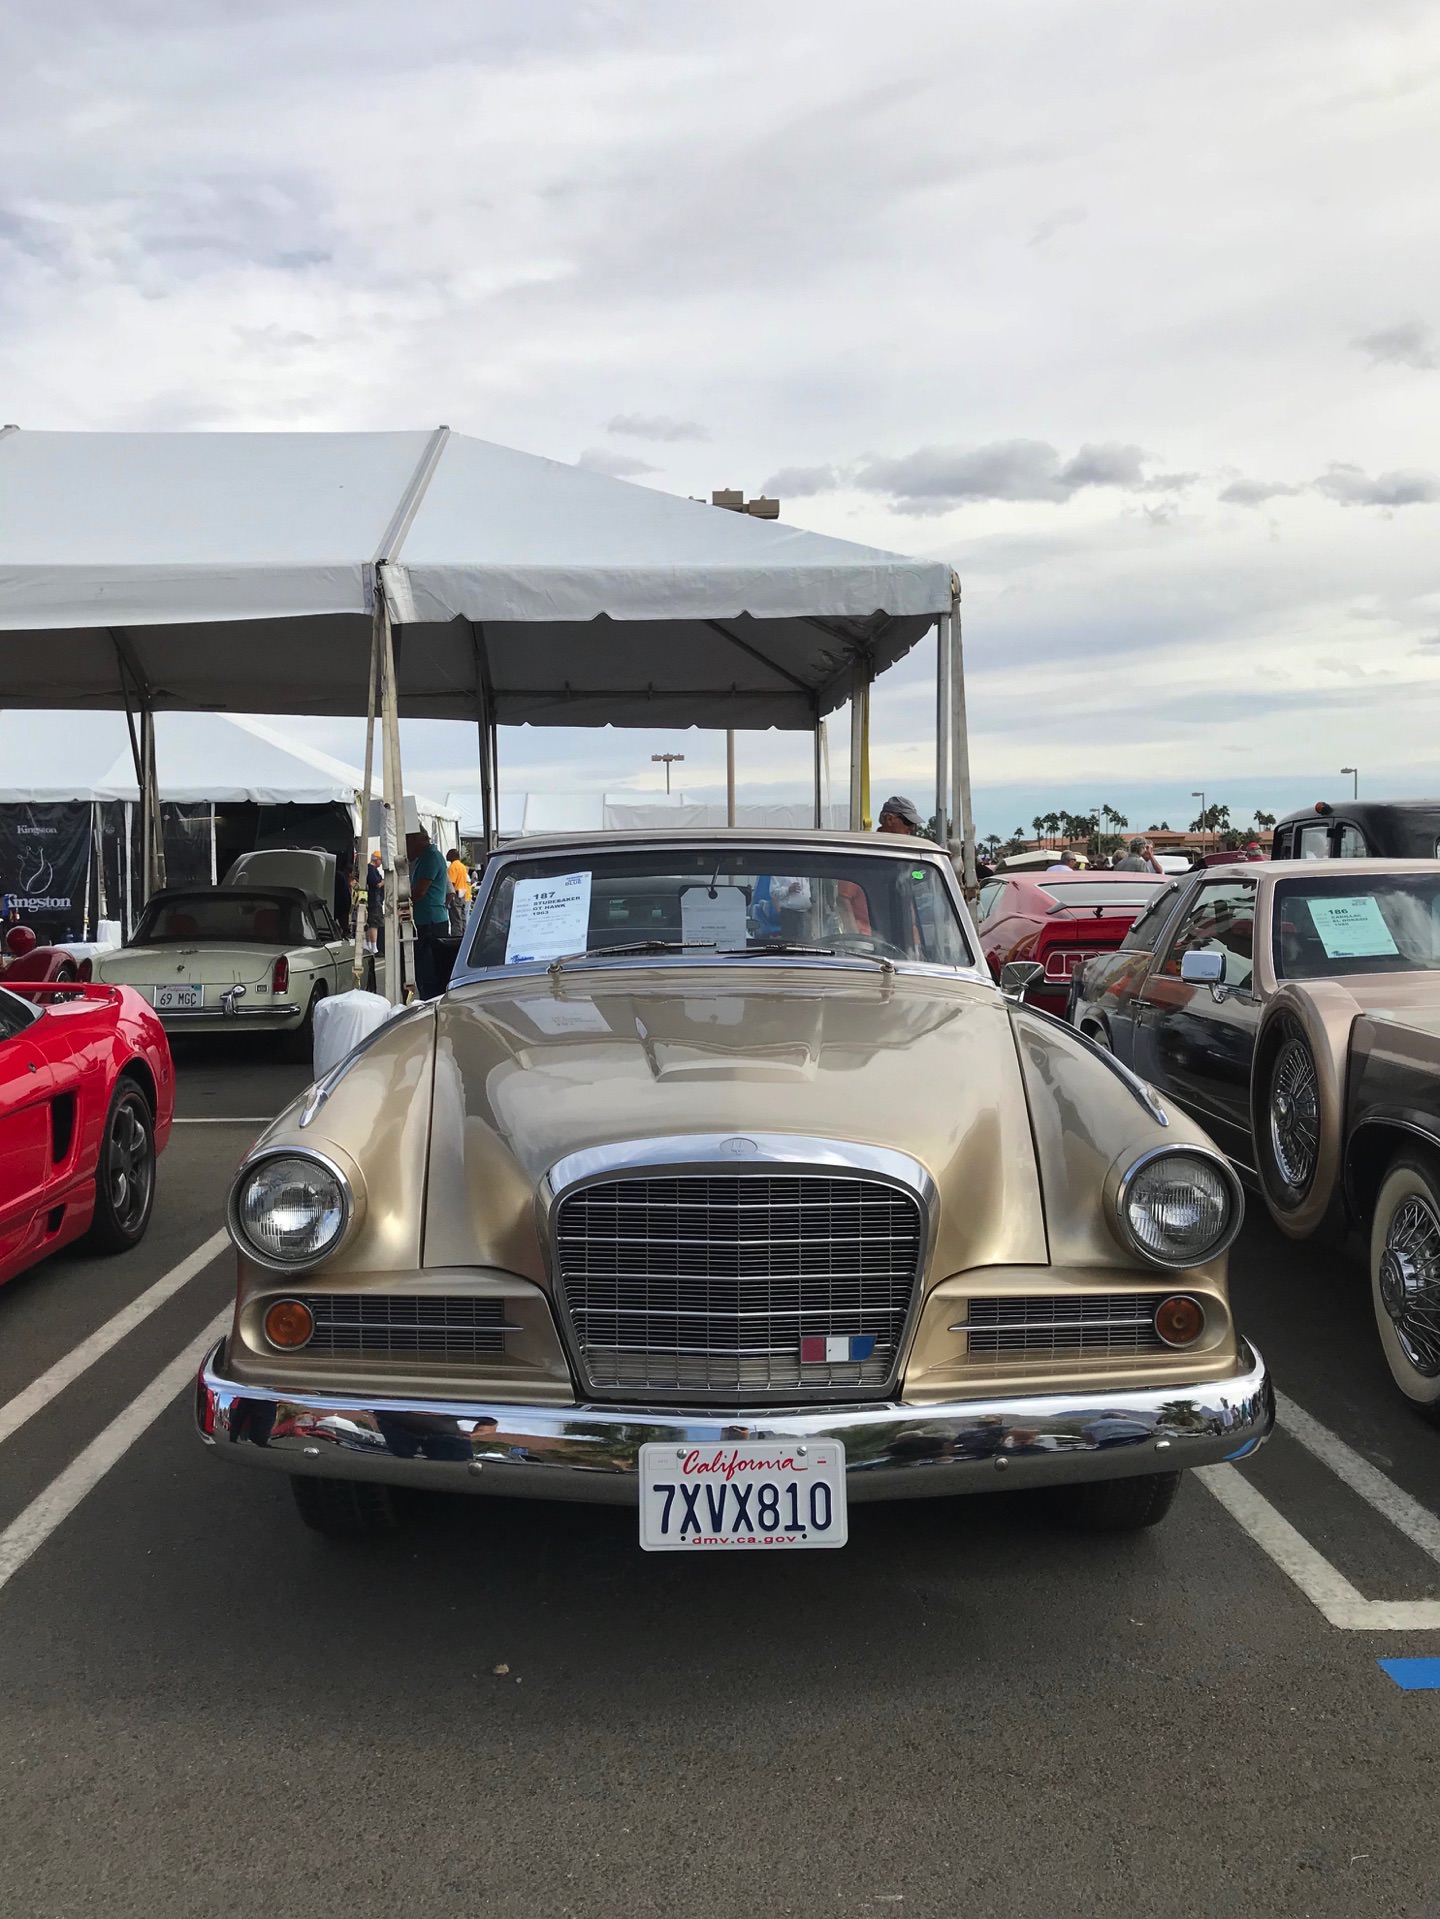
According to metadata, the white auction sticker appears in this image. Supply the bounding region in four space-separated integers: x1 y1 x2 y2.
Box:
505 870 593 964
680 885 748 950
1308 895 1399 961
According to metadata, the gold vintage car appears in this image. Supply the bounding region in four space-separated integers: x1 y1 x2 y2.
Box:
195 831 1273 1550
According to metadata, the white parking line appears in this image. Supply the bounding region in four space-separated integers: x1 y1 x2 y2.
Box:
1275 1389 1440 1570
0 1308 230 1599
1199 1461 1440 1631
0 1229 229 1449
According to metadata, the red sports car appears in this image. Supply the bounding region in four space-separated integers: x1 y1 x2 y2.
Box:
975 869 1171 1014
1 925 90 984
0 981 174 1287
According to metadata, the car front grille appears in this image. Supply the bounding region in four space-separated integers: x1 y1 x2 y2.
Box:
297 1294 512 1359
964 1293 1168 1359
553 1172 925 1397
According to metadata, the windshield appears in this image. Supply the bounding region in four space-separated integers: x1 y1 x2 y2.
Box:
1274 874 1440 979
131 893 305 946
466 846 973 970
1038 881 1166 909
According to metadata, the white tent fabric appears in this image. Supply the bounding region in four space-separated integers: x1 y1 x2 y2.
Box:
446 788 850 839
0 708 457 841
0 428 951 729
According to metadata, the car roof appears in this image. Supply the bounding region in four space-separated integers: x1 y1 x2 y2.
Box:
1189 858 1440 880
491 828 951 856
142 884 313 905
1275 800 1440 829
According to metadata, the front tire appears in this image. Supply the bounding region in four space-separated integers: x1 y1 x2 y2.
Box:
1256 1017 1325 1225
290 1475 402 1536
83 1076 156 1253
1370 1156 1440 1422
1051 1472 1181 1533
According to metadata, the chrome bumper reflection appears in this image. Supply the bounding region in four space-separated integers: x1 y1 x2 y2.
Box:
196 1340 1273 1506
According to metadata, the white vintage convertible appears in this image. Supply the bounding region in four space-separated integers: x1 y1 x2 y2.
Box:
93 849 354 1057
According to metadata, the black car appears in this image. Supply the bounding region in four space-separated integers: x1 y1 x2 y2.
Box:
1272 800 1440 862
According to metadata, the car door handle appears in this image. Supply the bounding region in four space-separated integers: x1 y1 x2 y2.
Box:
27 1062 38 1074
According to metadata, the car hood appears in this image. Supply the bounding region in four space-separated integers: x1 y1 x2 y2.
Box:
421 964 1051 1275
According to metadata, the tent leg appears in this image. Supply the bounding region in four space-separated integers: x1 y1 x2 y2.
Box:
353 603 382 988
139 704 165 898
948 584 977 892
812 716 823 828
726 730 737 827
376 569 411 1005
935 614 952 850
848 663 871 831
209 803 217 885
488 714 500 853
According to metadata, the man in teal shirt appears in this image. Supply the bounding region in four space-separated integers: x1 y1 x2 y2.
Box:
406 829 450 998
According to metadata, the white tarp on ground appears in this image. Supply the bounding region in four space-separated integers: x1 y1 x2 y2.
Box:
0 709 457 843
0 428 951 729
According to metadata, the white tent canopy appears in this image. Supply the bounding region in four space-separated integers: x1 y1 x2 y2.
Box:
0 708 457 840
0 426 951 730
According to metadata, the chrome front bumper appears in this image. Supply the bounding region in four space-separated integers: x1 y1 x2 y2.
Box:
196 1339 1273 1506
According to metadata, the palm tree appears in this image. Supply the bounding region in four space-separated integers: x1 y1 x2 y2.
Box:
1044 810 1061 844
1031 813 1045 847
1253 808 1276 831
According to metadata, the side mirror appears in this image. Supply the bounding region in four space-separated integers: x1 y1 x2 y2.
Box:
1180 949 1224 985
1000 960 1044 1003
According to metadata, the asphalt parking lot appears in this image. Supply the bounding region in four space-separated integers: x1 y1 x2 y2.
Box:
4 1041 1440 1919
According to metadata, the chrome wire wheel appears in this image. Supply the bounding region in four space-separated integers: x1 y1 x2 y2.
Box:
1268 1032 1319 1200
106 1092 154 1235
1379 1193 1440 1381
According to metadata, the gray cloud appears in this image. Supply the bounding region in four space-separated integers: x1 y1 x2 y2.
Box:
760 463 839 497
576 446 659 478
850 439 1156 514
605 412 709 442
1313 463 1440 508
1028 205 1086 249
1352 320 1438 372
1219 477 1303 506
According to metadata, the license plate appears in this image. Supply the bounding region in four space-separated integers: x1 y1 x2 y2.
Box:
153 983 203 1010
639 1441 847 1552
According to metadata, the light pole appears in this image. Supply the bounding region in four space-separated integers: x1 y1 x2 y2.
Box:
1192 790 1206 850
1341 765 1358 800
651 752 685 796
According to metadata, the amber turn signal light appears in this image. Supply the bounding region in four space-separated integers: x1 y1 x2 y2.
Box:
263 1298 315 1350
1154 1294 1206 1347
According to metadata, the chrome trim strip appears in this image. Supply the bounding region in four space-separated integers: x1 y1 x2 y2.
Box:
538 1135 938 1404
196 1338 1274 1505
226 1145 358 1276
1113 1146 1245 1271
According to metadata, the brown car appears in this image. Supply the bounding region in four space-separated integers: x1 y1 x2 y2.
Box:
1071 858 1440 1417
196 830 1271 1549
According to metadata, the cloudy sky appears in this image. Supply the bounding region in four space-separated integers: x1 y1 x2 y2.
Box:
4 0 1440 835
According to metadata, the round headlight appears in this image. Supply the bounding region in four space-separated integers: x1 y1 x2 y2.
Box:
1119 1150 1240 1269
231 1153 347 1267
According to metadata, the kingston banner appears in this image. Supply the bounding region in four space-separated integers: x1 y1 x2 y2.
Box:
0 803 94 941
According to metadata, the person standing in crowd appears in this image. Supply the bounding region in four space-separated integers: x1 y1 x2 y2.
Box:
877 795 923 837
406 828 450 997
1115 836 1163 873
364 849 384 955
334 853 356 934
446 847 472 936
1046 849 1080 873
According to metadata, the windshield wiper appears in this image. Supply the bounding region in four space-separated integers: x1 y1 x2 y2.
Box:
718 941 895 973
547 939 713 976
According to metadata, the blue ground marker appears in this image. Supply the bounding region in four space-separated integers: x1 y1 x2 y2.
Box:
1378 1659 1440 1690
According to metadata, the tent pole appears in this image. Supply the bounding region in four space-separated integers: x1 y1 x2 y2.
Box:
726 730 737 827
353 601 382 988
848 662 870 831
489 713 500 853
812 714 823 828
948 579 977 893
209 803 217 885
376 567 411 1004
935 614 952 849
